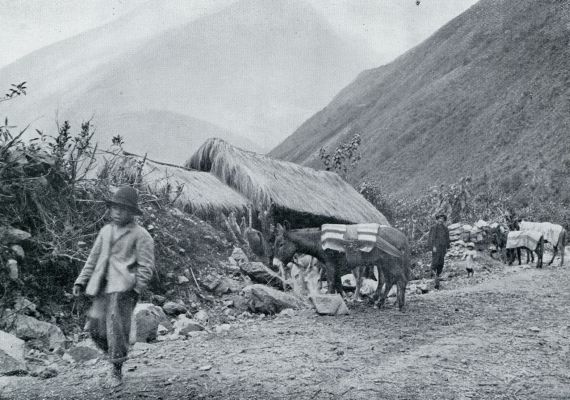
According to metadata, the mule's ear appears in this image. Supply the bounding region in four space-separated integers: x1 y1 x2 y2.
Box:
275 223 283 232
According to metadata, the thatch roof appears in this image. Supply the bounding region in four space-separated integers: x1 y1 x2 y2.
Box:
105 154 250 217
187 138 389 227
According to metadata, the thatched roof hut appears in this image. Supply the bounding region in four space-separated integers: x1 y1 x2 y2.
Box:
104 153 250 218
187 138 389 227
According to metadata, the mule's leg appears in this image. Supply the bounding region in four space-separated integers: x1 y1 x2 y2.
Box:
396 277 407 312
353 266 364 302
324 262 336 294
548 245 557 265
375 273 393 309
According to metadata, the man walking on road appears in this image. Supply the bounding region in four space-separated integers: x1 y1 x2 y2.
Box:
429 213 450 289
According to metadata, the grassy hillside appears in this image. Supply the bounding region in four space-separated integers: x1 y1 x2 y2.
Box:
271 0 570 205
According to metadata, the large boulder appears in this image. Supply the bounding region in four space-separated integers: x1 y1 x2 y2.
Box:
0 330 27 375
310 294 350 316
130 303 173 343
240 262 283 288
7 315 66 351
243 284 304 315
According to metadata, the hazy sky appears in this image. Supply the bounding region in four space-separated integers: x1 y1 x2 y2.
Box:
1 0 479 68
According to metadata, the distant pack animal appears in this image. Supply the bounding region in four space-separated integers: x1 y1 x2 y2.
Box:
491 224 534 264
272 223 410 311
505 230 544 268
520 221 566 266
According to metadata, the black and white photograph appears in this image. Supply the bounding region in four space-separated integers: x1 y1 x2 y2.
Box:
0 0 568 399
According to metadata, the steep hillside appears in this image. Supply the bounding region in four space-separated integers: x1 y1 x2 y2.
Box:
271 0 570 202
0 0 372 156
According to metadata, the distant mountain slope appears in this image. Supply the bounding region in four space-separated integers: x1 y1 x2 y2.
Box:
94 110 263 164
0 0 372 157
271 0 570 200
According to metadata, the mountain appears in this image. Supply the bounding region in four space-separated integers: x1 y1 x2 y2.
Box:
93 110 263 164
271 0 570 201
0 0 373 158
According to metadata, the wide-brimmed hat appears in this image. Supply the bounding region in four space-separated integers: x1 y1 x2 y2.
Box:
435 213 447 221
105 186 143 216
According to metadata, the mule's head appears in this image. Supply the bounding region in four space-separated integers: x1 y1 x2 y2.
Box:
272 223 297 270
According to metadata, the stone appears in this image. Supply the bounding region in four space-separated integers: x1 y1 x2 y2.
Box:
130 303 173 343
0 330 27 376
240 262 283 288
174 316 205 335
6 259 19 280
214 324 231 334
177 275 190 284
528 327 540 333
0 227 31 244
278 309 296 317
64 344 100 363
157 324 170 335
162 301 188 316
7 315 66 351
39 367 58 379
14 296 38 316
243 284 304 315
230 247 249 265
10 245 25 259
310 294 350 316
151 295 167 306
194 310 209 324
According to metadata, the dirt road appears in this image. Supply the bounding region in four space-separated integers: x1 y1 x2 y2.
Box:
2 260 570 400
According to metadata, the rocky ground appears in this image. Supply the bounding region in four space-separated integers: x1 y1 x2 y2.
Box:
1 249 569 400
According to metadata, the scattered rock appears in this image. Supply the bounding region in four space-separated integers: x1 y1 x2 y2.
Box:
528 327 540 333
10 245 25 259
174 316 205 335
6 259 19 280
14 297 38 316
198 365 212 371
194 310 209 324
230 247 248 265
223 300 234 307
243 284 304 315
151 295 167 306
215 324 231 334
63 344 100 363
278 309 296 317
7 315 67 351
0 330 27 376
130 303 173 343
310 294 350 316
39 367 58 379
240 262 283 288
162 301 188 316
0 227 31 244
177 275 190 284
157 325 170 336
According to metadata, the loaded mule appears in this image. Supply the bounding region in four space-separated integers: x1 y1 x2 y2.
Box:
491 224 535 264
520 221 566 266
272 223 411 311
504 230 545 268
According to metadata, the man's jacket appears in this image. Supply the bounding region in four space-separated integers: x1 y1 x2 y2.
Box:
429 224 450 251
75 223 155 296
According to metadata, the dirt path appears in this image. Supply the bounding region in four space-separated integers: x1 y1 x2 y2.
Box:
2 261 570 400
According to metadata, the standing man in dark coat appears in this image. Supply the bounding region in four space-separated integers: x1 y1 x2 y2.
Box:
429 213 450 289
